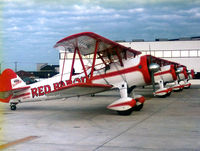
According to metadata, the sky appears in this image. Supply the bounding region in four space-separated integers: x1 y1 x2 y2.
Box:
1 0 200 71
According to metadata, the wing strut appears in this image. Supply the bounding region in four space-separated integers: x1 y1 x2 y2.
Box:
69 47 77 81
97 52 107 66
60 50 67 82
77 47 89 82
90 41 99 81
115 48 124 67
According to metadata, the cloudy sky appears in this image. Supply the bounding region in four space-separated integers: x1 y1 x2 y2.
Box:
1 0 200 71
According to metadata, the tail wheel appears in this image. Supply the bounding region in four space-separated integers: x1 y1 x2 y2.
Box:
10 104 17 111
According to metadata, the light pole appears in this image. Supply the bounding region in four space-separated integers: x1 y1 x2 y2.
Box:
14 61 18 72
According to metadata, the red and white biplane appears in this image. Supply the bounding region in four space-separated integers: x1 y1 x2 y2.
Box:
0 32 193 115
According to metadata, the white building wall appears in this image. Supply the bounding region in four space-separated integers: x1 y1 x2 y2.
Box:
59 40 200 74
119 40 200 71
120 41 200 50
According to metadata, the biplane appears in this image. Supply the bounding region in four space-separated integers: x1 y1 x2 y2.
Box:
176 66 193 89
145 55 183 94
0 32 192 115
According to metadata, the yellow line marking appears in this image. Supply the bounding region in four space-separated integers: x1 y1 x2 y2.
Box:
0 136 39 149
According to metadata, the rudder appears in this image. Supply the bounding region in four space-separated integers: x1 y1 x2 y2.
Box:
0 69 26 103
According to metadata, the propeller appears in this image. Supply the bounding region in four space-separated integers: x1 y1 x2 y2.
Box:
148 56 160 93
175 67 182 83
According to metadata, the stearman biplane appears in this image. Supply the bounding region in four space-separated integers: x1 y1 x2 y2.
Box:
0 32 193 115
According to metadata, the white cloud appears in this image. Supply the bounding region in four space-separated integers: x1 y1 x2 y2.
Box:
5 9 34 15
178 7 200 19
6 26 20 31
37 18 47 25
152 14 183 20
128 8 145 13
73 5 115 14
194 12 200 18
179 7 200 14
139 13 183 21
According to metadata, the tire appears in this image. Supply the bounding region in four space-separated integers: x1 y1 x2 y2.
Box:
158 91 171 98
134 104 144 111
117 108 133 116
184 85 190 89
10 105 17 111
173 88 183 92
166 91 171 97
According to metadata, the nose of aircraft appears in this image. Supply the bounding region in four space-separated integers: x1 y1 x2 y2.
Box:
149 63 160 73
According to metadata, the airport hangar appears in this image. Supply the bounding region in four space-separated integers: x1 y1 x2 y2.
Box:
58 37 200 76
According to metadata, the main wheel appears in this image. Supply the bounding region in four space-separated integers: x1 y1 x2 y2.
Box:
158 91 171 98
166 91 171 97
173 88 183 92
134 104 144 111
117 108 133 116
10 105 17 111
184 85 190 89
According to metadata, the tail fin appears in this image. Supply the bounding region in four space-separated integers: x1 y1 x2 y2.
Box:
0 68 26 103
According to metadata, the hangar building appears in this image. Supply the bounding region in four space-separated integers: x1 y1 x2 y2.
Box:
59 37 200 74
119 38 200 72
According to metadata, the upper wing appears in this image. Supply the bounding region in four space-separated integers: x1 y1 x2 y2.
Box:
146 55 180 67
54 32 141 56
46 83 113 98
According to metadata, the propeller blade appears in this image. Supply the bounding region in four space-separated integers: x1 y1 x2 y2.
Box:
176 68 182 83
149 62 160 93
151 71 156 92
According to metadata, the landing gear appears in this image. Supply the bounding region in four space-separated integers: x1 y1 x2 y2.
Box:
117 108 133 116
157 91 171 98
10 104 17 111
10 103 18 111
107 83 146 115
173 88 183 92
117 103 144 115
91 94 95 97
134 103 144 111
184 85 191 89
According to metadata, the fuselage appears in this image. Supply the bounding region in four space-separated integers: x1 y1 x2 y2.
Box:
11 56 150 103
10 55 179 104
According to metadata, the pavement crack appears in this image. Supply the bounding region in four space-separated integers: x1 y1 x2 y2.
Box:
93 100 173 151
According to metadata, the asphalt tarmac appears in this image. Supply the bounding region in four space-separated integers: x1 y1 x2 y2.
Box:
0 82 200 151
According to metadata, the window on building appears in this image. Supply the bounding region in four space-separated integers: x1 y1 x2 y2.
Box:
163 51 171 57
155 51 163 57
141 51 147 55
59 52 65 60
189 50 198 57
181 51 188 57
146 51 155 56
172 51 180 57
